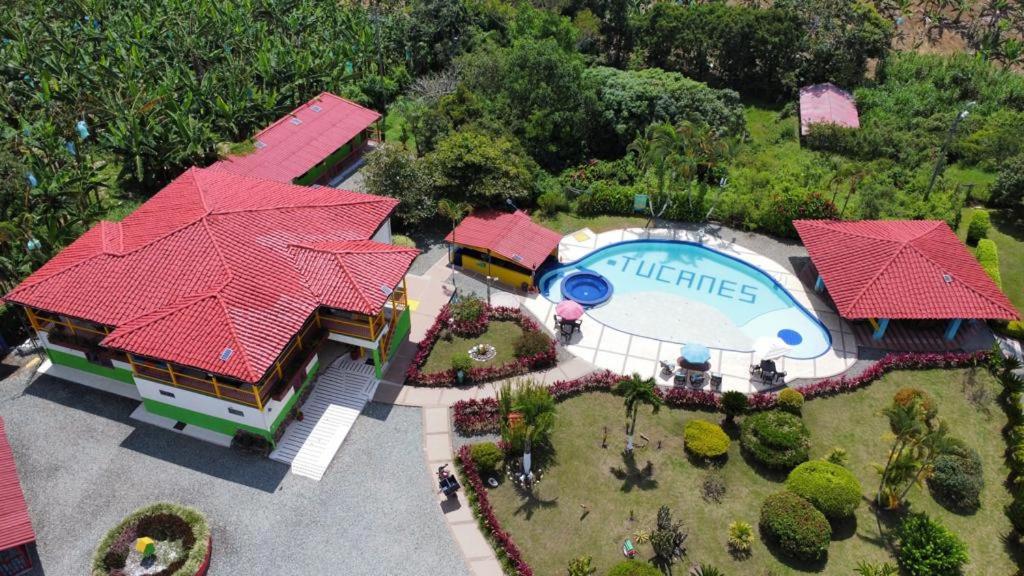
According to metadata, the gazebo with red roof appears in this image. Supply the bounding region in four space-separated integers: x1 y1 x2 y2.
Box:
0 417 36 576
212 92 380 186
3 166 417 445
794 220 1018 342
799 83 860 137
445 210 562 290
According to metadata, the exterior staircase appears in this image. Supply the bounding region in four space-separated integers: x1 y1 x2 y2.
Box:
269 358 378 480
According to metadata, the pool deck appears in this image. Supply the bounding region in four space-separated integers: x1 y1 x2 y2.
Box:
521 227 858 394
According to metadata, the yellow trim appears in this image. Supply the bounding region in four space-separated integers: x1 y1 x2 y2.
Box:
252 384 264 411
211 376 222 399
868 318 880 331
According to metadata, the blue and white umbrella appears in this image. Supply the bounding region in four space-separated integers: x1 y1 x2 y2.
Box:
680 343 711 365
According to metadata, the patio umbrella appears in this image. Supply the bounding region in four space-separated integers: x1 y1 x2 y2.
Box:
753 336 791 360
680 343 711 365
555 299 585 321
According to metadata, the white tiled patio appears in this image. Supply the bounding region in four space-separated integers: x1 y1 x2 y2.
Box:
521 227 859 394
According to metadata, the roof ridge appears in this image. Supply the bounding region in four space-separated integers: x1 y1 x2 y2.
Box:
212 292 259 382
192 167 212 215
209 196 393 217
294 240 416 255
334 252 374 312
103 289 224 344
199 217 235 287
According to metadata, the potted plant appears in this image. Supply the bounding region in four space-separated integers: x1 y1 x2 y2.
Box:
452 353 473 385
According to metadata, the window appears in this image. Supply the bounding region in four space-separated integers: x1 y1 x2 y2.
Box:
159 390 175 398
228 407 244 417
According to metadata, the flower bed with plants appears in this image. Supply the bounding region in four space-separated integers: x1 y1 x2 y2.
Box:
406 302 556 387
91 502 211 576
453 397 501 436
456 444 534 576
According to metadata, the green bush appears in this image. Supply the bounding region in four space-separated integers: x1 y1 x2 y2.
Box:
91 502 210 576
785 460 862 519
740 410 810 470
759 491 831 561
574 181 640 216
893 513 969 576
536 188 569 215
605 560 662 576
927 441 983 511
391 234 417 249
990 154 1024 219
684 419 730 459
514 330 552 358
450 294 486 323
470 442 504 475
451 353 473 373
892 387 938 422
993 320 1024 340
721 391 748 421
976 239 1001 288
777 388 804 415
966 210 991 245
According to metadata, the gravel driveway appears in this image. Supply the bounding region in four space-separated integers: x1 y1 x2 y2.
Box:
0 363 469 576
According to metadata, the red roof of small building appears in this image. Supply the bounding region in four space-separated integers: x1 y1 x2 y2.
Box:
445 211 561 271
4 167 417 383
0 417 35 552
799 83 860 136
794 220 1019 321
212 92 380 183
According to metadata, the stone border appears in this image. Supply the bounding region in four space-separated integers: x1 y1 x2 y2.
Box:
522 227 859 394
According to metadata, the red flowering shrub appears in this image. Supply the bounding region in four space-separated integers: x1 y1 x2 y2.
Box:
406 305 556 387
457 445 534 576
453 398 500 436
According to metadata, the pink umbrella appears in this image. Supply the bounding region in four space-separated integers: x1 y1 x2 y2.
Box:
556 300 585 321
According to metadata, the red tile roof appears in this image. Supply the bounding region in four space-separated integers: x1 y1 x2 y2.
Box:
4 167 416 383
212 92 380 183
799 83 860 136
0 417 35 552
445 211 561 271
794 220 1019 321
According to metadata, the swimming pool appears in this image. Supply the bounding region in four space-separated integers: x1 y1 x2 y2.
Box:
538 240 831 359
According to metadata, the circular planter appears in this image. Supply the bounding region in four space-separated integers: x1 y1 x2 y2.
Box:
560 270 613 307
91 503 211 576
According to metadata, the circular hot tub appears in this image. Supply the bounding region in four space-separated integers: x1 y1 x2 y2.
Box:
561 270 613 307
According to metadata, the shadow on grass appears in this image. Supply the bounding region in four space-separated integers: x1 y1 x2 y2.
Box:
1000 531 1024 568
758 525 830 573
830 514 858 541
738 447 789 483
512 481 559 520
610 450 659 492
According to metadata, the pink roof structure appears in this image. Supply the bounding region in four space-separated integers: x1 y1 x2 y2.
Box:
212 92 380 183
445 211 561 271
0 417 35 553
794 220 1018 321
799 83 860 136
4 167 417 383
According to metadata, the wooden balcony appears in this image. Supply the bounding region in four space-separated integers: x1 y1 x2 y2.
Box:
316 284 408 343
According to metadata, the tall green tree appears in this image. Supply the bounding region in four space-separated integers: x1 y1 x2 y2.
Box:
617 373 662 452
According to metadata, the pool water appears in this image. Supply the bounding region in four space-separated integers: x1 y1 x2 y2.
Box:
539 240 831 359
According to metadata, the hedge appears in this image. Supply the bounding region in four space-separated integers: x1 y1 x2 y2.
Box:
966 210 991 245
785 460 862 519
976 238 1001 288
683 419 730 459
740 410 810 470
759 491 831 561
91 502 211 576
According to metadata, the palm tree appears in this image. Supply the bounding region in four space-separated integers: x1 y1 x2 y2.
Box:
617 373 662 452
498 380 556 478
437 199 472 298
629 123 689 227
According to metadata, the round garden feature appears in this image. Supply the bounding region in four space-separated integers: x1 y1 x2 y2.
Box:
560 270 613 307
91 502 211 576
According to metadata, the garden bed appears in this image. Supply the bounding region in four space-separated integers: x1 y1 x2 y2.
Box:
480 367 1015 575
406 301 555 387
91 503 211 576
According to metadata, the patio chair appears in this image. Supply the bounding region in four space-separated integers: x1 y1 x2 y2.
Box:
659 360 675 376
673 369 687 386
689 372 706 388
710 372 723 391
559 321 576 343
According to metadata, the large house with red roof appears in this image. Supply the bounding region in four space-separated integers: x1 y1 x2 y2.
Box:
212 92 380 186
3 166 417 446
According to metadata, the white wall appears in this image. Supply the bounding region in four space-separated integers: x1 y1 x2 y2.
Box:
372 218 392 244
135 375 271 431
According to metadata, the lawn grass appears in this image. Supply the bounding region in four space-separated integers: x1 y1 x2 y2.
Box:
958 206 1024 316
532 212 648 235
947 164 998 203
383 104 416 155
421 321 524 373
486 368 1017 575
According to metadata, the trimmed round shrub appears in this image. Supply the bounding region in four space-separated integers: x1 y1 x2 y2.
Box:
740 410 810 470
892 387 937 421
684 419 730 459
759 491 831 561
92 502 210 576
470 442 504 475
514 330 552 358
785 460 862 518
606 560 662 576
966 209 991 245
893 513 968 576
927 441 983 511
777 388 804 414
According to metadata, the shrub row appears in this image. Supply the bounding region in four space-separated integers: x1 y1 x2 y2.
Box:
976 239 1001 288
966 210 991 246
999 362 1024 534
456 445 533 576
406 305 556 387
452 398 501 436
